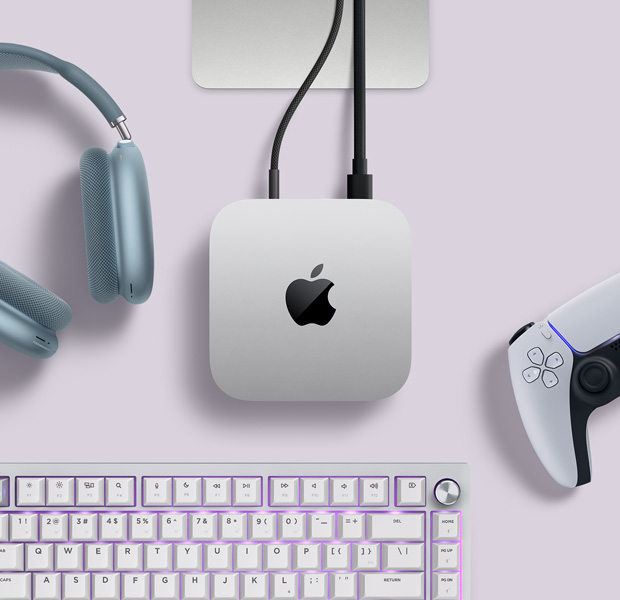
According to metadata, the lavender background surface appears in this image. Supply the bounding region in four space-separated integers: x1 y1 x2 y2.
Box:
1 2 619 598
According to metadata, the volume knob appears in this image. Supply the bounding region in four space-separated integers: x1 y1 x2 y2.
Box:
434 479 460 506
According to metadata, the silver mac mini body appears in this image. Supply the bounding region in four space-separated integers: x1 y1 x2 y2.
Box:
209 199 412 402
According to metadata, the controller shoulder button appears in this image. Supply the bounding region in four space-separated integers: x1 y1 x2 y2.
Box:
542 370 559 388
546 352 564 369
510 322 535 345
527 347 544 365
523 366 541 383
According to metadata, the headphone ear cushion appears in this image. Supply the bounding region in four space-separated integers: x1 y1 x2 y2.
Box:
0 261 72 331
79 147 119 304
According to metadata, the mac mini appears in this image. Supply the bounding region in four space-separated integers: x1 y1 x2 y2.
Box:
209 199 412 402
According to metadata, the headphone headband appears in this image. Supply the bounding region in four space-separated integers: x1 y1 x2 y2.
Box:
0 43 131 139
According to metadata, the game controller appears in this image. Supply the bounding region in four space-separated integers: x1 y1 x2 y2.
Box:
508 273 620 487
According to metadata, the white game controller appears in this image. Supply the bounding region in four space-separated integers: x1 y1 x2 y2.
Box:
508 273 620 487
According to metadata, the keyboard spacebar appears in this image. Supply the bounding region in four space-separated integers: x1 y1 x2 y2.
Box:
359 573 424 600
0 574 31 599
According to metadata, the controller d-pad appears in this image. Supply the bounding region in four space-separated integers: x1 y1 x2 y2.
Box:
542 370 559 388
523 366 541 383
527 348 544 365
546 353 564 369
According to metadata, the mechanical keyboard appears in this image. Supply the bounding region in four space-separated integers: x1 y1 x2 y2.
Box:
0 463 470 600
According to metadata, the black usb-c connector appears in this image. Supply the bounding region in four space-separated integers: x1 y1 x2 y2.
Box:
347 0 373 200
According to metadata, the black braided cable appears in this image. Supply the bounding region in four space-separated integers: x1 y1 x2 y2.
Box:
269 0 345 199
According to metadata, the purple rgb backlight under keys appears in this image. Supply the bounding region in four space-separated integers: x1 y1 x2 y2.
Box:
0 465 470 600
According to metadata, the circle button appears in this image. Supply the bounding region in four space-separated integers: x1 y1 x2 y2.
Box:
434 479 461 506
579 362 610 394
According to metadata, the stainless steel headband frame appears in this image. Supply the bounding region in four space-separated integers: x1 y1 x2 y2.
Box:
0 43 132 140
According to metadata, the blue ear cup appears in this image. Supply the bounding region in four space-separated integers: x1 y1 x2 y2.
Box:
79 147 120 304
79 142 154 305
0 261 71 358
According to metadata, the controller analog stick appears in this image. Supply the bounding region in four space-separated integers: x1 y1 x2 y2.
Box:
579 362 610 394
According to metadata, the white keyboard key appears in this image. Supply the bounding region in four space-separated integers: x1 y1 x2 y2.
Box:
181 573 209 600
46 478 75 507
235 543 262 571
396 478 425 507
0 543 24 570
76 478 105 507
264 543 291 571
271 573 297 600
160 513 187 541
143 477 172 507
367 513 424 541
106 477 135 507
300 573 328 600
123 573 149 599
308 513 335 540
0 514 7 541
0 479 7 508
212 573 238 600
116 543 143 571
63 573 90 600
175 543 202 571
40 513 68 542
382 543 424 571
359 573 424 600
432 573 460 600
338 513 365 541
360 478 389 507
240 573 267 600
270 478 299 506
189 513 216 541
129 514 157 541
85 543 113 571
93 573 120 600
0 573 30 599
248 513 276 541
100 513 127 541
174 478 202 507
220 513 247 540
432 543 460 571
433 513 460 541
233 478 262 507
300 478 329 507
330 478 358 506
205 543 233 570
55 544 83 571
324 543 350 570
293 543 321 571
16 477 45 506
151 573 179 600
145 543 173 571
10 514 38 541
26 543 53 571
70 513 97 542
203 477 232 506
330 573 357 600
353 544 380 571
278 513 305 540
33 572 60 599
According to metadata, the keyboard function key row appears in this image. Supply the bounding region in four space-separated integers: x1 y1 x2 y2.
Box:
15 478 135 508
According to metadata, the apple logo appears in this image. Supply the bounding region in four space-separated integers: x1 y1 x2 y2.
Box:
286 264 336 326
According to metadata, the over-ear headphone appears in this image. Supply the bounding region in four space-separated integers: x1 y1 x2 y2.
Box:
0 44 154 359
